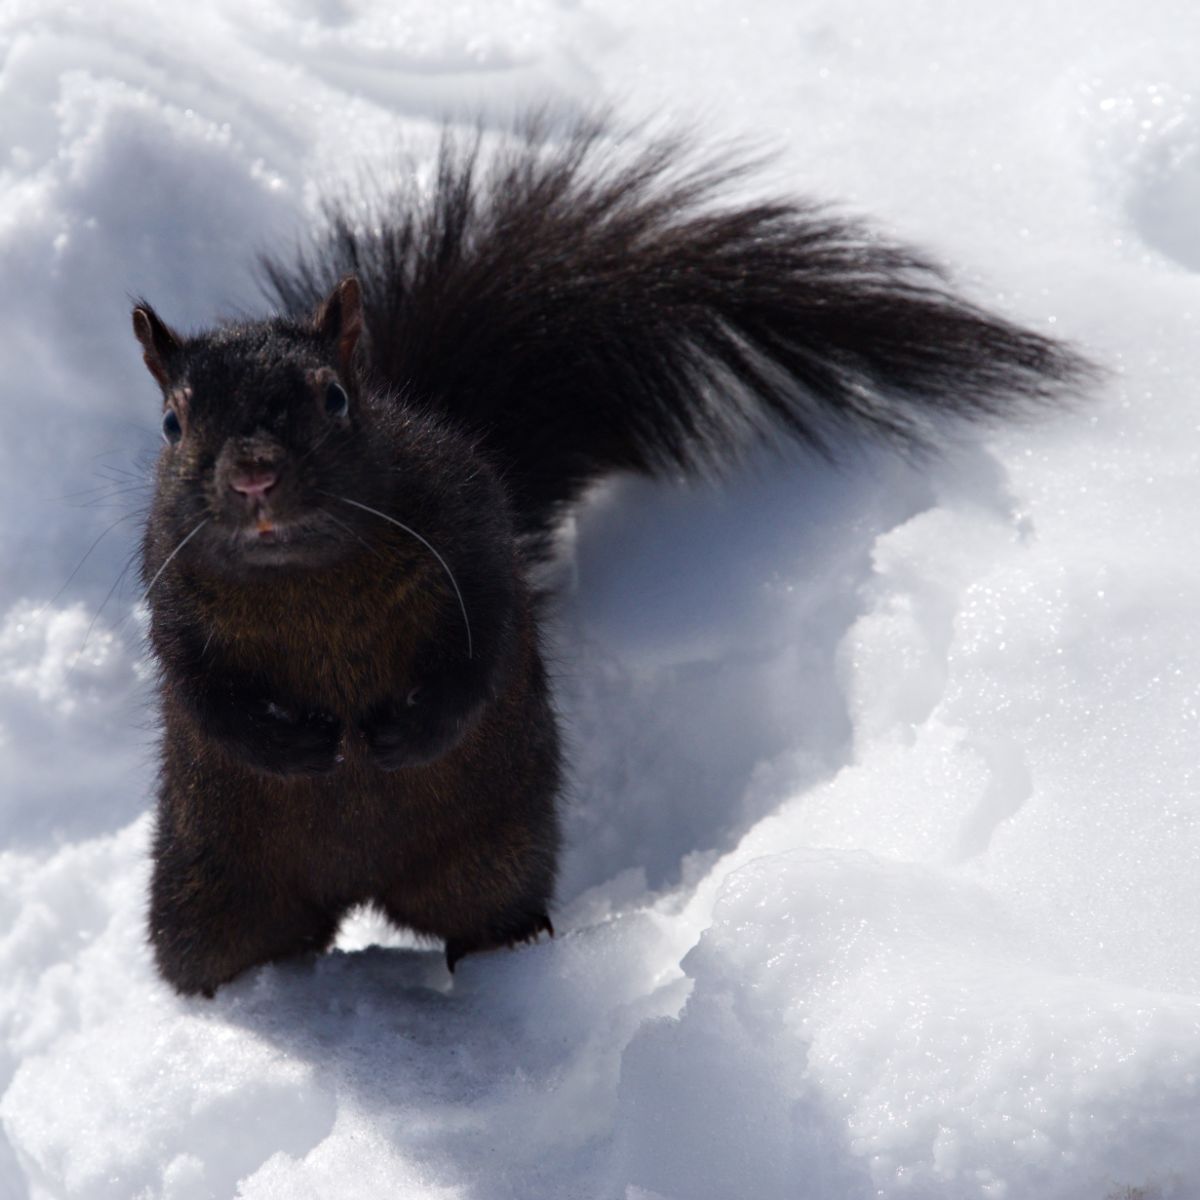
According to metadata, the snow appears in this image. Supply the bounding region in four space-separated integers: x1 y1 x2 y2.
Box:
1 0 1198 1196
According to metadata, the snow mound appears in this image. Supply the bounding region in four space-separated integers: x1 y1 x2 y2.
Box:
2 0 1199 1197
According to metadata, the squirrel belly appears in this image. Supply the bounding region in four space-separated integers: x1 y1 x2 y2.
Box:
133 117 1092 996
149 593 560 998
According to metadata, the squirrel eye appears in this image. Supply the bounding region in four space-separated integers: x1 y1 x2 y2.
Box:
325 382 349 419
162 408 182 444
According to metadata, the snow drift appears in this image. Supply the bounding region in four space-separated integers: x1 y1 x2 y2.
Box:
1 0 1199 1197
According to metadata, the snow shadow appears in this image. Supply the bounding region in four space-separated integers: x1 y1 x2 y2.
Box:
551 445 939 902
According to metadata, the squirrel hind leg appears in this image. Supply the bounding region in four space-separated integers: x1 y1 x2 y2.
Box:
151 894 343 998
444 911 555 974
149 829 345 997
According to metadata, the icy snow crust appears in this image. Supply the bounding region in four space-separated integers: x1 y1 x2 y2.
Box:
1 0 1198 1196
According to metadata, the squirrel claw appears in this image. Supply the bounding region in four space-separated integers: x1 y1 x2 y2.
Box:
444 912 554 973
525 914 555 942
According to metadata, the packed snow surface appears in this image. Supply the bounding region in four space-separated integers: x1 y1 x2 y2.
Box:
1 0 1198 1197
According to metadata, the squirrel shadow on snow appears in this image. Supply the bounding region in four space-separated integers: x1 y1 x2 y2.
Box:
129 115 1095 999
550 441 945 904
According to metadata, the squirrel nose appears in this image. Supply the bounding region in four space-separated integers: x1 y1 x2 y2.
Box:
230 468 278 500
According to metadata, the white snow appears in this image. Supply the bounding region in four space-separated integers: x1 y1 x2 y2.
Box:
2 0 1199 1197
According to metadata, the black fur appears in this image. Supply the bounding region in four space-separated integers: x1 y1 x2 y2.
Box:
263 119 1092 543
137 117 1091 996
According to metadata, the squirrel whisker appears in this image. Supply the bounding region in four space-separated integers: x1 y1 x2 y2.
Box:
141 518 210 600
66 550 139 674
326 493 473 660
322 508 387 561
36 511 145 623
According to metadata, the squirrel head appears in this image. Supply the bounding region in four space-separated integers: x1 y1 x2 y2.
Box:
133 275 426 579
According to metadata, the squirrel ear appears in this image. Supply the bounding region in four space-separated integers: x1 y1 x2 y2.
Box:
132 303 182 389
314 276 365 378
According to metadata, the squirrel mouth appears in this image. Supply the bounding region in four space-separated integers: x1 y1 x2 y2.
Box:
233 514 291 546
216 509 346 571
228 514 338 566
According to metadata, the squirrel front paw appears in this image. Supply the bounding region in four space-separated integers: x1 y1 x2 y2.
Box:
358 683 474 770
234 699 343 776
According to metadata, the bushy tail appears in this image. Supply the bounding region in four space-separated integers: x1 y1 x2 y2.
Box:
262 118 1093 537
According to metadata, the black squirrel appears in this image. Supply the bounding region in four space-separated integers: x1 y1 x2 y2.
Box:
133 119 1090 996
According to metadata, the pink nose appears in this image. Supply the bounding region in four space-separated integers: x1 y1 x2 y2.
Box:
230 469 278 500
